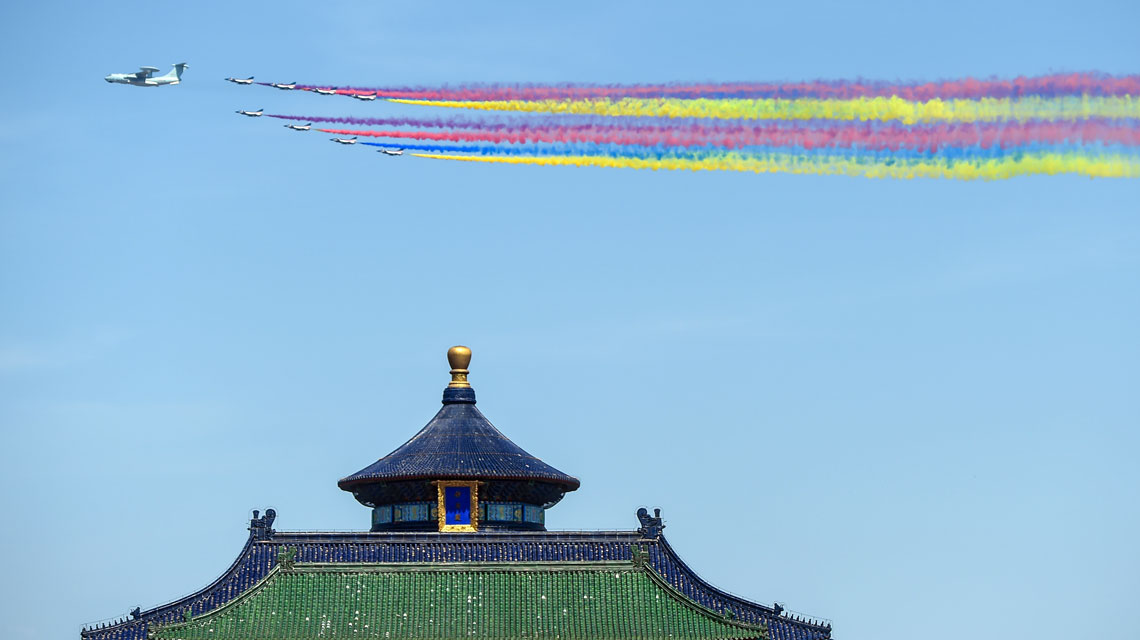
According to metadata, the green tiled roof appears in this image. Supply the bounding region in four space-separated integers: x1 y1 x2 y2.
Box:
152 561 767 640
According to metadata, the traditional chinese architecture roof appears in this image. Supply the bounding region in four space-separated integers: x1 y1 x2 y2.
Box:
82 515 832 640
81 347 832 640
338 347 580 520
337 385 580 491
151 560 768 640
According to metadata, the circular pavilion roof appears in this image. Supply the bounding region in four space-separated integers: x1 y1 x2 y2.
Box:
338 347 580 493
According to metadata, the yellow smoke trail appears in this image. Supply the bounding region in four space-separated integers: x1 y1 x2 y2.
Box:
391 96 1139 124
410 152 1140 179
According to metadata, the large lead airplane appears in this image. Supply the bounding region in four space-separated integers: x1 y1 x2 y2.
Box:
105 63 188 86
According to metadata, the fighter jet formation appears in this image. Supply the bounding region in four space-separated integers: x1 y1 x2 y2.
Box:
225 74 409 160
105 63 188 86
106 61 408 161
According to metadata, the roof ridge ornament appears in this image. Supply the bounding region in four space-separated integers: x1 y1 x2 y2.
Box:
636 507 665 539
447 345 472 388
248 509 276 540
276 545 298 571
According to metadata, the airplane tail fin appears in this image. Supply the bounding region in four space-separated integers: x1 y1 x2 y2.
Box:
166 63 189 79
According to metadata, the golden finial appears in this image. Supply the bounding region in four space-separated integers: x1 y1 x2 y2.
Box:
447 345 472 388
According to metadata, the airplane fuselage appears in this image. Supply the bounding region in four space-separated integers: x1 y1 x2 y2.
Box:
104 75 180 86
105 63 187 87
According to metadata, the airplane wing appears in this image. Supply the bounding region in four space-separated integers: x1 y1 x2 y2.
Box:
137 66 160 78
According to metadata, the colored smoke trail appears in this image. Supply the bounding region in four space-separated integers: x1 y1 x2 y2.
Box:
321 120 1140 152
389 96 1140 124
361 142 488 153
363 140 1137 163
269 112 727 130
285 73 1140 101
257 71 1140 179
268 114 518 129
411 151 1140 179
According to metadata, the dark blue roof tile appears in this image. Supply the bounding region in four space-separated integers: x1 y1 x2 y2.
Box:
338 387 580 491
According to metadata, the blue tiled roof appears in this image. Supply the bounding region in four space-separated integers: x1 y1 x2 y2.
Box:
338 387 581 491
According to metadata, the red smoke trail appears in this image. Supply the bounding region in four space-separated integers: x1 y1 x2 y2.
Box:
267 114 510 128
317 120 1140 152
291 73 1140 101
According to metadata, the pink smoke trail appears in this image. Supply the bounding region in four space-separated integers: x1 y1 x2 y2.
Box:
286 73 1140 101
316 120 1140 152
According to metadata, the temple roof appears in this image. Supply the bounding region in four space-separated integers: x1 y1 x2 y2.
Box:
338 347 580 493
82 348 832 640
151 561 769 640
80 514 832 640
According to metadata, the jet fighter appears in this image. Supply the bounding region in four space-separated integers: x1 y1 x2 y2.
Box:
269 81 297 90
105 63 188 87
225 76 254 85
313 88 339 96
236 108 264 117
330 137 357 144
284 123 312 131
377 148 404 156
352 92 377 101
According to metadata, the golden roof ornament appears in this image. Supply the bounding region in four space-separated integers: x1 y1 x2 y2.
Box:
447 345 472 388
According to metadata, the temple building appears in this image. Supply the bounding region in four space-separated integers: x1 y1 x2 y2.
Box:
82 347 832 640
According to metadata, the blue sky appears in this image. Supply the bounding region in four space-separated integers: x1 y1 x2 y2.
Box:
1 1 1138 639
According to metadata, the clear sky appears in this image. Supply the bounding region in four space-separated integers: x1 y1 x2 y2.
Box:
1 1 1137 639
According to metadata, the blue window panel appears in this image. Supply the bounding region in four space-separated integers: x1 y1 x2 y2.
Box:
524 505 544 523
486 503 515 521
372 506 393 525
393 502 431 522
445 486 471 525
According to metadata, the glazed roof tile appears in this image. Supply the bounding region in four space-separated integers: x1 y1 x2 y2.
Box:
81 528 831 640
339 387 580 491
153 561 768 640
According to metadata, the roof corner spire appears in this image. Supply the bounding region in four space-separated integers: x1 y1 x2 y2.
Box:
447 345 472 388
